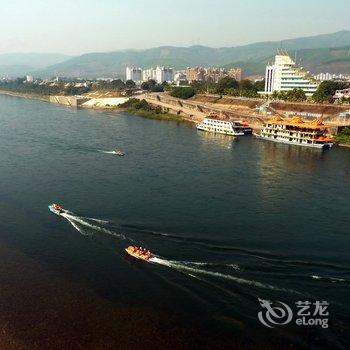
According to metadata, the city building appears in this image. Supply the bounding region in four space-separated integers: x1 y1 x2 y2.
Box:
174 71 187 83
186 67 205 82
142 68 156 82
314 72 350 82
333 88 350 99
26 75 34 82
126 67 142 82
260 50 319 96
155 66 173 83
228 68 242 81
185 66 243 83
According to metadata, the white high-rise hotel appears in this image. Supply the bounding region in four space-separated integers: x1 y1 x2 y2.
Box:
260 51 319 96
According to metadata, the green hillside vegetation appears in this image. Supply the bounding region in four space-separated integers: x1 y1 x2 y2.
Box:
333 127 350 145
119 98 185 122
33 31 350 78
0 53 72 77
189 77 265 98
312 81 349 103
225 46 350 76
169 87 196 99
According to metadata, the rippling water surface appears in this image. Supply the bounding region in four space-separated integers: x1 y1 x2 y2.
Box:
0 95 349 349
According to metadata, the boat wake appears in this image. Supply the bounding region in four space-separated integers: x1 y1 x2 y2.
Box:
149 256 302 295
61 212 126 239
51 208 345 295
98 150 118 155
311 275 347 283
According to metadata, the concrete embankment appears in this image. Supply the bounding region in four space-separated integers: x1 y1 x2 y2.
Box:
136 93 350 131
134 93 265 129
49 95 129 108
134 94 206 123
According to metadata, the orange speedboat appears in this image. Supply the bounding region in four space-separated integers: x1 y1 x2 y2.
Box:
125 246 152 262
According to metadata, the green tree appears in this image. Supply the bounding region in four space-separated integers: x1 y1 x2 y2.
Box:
190 80 208 93
313 81 348 103
109 79 125 89
216 77 239 93
239 79 254 90
140 81 149 90
333 126 350 145
271 90 280 100
141 79 157 91
225 88 240 96
286 88 306 102
151 84 164 92
253 79 265 92
169 87 196 99
125 79 136 88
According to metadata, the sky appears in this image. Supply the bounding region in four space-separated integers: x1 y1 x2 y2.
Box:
0 0 349 55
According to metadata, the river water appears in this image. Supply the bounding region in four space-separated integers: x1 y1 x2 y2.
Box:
0 95 349 349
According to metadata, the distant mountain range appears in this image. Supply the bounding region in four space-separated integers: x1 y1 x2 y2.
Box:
228 46 350 77
0 53 71 77
1 31 350 78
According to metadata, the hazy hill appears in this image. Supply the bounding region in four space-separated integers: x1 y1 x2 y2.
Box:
9 30 350 78
0 53 72 77
227 46 350 76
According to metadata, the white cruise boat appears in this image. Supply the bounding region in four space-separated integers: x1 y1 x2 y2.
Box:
255 116 333 149
196 118 251 136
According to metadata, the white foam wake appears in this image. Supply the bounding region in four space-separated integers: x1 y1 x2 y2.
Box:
83 217 109 224
311 275 346 283
61 212 126 239
178 260 240 270
150 257 301 294
98 150 116 154
64 216 90 236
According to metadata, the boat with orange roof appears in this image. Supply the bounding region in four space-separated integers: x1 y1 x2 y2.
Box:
254 115 333 149
125 246 152 262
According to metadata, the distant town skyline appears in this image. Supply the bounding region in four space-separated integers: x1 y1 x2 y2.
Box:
0 0 349 55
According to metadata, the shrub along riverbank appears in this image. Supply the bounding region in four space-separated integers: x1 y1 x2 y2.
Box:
333 127 350 146
118 98 188 122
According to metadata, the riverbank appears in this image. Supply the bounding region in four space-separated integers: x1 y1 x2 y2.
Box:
332 126 350 147
117 98 193 123
0 89 50 102
121 107 191 123
0 89 191 124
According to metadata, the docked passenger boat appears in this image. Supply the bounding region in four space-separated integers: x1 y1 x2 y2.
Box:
254 116 333 149
233 121 253 135
48 203 65 216
196 117 251 136
125 246 152 262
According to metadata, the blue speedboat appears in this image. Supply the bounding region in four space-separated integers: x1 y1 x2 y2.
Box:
48 203 65 216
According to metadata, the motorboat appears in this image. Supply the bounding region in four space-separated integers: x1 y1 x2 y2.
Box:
114 149 125 156
125 246 152 262
48 203 65 216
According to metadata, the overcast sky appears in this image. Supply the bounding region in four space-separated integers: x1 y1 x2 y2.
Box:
0 0 349 55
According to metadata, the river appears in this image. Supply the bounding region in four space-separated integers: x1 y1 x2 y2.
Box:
0 94 349 349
